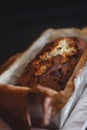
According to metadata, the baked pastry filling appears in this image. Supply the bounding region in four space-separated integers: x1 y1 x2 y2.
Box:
16 37 86 91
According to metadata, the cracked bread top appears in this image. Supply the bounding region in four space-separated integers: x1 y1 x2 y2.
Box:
16 37 86 91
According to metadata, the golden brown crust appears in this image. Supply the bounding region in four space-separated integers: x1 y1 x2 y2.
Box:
16 37 86 92
32 37 79 76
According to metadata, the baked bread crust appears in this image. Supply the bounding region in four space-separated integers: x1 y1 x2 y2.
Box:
16 37 86 92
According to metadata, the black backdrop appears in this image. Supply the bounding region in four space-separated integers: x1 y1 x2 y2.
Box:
0 1 87 65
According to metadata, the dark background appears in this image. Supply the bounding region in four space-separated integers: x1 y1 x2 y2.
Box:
0 1 87 65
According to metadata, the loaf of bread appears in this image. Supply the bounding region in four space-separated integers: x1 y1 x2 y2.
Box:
0 27 87 130
15 37 87 127
16 37 86 91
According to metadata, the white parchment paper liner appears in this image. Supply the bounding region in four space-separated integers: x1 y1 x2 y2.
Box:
61 86 87 130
